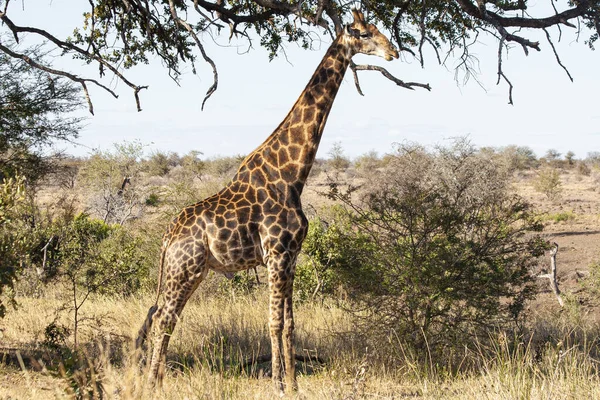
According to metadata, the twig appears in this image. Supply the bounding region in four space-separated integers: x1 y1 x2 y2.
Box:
168 0 218 110
543 28 573 82
496 38 514 105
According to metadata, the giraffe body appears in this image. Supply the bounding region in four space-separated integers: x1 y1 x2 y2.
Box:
137 9 398 393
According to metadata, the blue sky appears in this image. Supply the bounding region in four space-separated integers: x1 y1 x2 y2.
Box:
7 2 600 159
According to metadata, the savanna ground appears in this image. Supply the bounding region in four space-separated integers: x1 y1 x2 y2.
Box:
1 147 600 400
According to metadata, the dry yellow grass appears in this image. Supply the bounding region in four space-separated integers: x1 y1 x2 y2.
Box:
2 285 600 399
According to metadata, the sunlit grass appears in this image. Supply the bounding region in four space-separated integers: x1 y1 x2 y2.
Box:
2 286 600 399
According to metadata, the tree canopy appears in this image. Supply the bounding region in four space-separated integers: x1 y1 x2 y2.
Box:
0 41 83 183
0 0 597 111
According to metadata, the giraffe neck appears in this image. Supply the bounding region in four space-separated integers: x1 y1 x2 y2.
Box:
236 35 353 194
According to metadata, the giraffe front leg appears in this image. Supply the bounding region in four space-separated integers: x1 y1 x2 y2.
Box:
267 252 296 393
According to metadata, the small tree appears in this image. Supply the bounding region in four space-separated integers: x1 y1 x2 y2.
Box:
544 149 563 168
327 141 350 171
354 150 382 175
79 141 146 224
144 151 172 177
564 151 576 167
45 214 149 348
0 41 83 184
498 145 539 171
180 150 205 179
305 140 547 351
534 168 563 201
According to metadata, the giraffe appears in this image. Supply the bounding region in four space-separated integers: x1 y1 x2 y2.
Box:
136 9 398 393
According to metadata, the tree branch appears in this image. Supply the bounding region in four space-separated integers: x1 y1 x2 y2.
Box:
0 14 147 112
455 0 589 54
351 63 431 92
496 38 514 105
168 0 219 110
543 27 574 82
0 41 118 114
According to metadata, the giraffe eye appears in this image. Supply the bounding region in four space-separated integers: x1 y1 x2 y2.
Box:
360 32 371 38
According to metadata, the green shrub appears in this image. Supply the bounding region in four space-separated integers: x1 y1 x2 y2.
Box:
295 216 345 302
307 139 547 351
547 211 575 223
0 176 32 316
144 151 172 176
145 192 160 207
534 168 562 201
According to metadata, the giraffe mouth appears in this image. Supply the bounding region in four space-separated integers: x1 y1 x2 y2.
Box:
386 50 399 61
385 47 399 61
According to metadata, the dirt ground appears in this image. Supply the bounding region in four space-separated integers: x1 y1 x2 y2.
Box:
510 169 600 317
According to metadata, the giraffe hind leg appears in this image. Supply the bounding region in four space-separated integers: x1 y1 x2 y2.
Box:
147 268 209 385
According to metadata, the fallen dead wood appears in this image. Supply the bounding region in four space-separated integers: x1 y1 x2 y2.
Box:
537 242 564 307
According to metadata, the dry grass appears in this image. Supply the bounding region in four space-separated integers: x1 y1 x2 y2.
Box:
2 286 600 399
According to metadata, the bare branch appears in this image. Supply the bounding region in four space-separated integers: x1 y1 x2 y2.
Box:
391 2 416 56
0 40 119 114
549 0 563 41
418 0 427 67
0 13 147 112
424 37 442 65
352 64 431 91
349 61 364 96
168 0 218 110
456 0 588 29
543 28 573 82
496 38 514 105
454 0 592 54
537 242 564 307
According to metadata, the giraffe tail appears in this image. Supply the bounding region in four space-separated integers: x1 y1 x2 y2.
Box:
135 233 169 351
135 304 158 350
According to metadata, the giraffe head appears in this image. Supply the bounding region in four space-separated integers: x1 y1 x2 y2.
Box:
343 9 399 61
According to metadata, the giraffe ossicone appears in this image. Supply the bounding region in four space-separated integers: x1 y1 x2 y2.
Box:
136 8 398 393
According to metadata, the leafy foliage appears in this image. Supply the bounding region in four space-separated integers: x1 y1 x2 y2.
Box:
0 175 33 316
303 140 548 349
39 213 151 346
0 41 83 183
534 168 563 201
2 2 597 109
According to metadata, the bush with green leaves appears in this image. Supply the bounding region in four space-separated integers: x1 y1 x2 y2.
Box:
534 168 563 201
0 175 34 316
303 140 547 351
295 216 347 302
0 42 83 184
39 214 151 347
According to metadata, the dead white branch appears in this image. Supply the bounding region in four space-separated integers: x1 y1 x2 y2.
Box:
537 242 564 307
